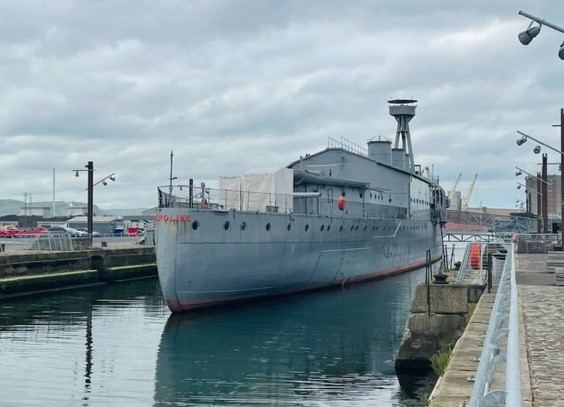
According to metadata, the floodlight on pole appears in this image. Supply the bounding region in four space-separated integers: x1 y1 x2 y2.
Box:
518 10 564 60
515 166 549 185
516 131 564 156
516 181 542 194
518 22 541 45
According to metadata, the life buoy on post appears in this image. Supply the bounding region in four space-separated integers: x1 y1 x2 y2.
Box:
337 196 345 211
201 198 208 209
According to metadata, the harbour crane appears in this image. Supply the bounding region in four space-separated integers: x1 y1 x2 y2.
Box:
461 174 478 210
448 172 462 203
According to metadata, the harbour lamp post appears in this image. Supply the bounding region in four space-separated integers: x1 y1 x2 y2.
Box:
73 162 116 245
516 125 564 238
515 166 549 222
518 11 564 60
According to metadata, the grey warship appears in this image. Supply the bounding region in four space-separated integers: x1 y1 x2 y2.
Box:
155 99 447 313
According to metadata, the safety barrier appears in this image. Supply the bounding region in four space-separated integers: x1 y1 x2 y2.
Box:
468 243 522 407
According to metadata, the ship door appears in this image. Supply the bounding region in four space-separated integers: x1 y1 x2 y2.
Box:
327 188 334 217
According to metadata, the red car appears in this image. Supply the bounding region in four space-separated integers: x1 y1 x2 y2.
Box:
0 226 20 237
19 227 47 235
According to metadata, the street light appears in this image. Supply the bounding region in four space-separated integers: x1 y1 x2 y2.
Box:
73 162 116 245
73 161 94 245
516 123 564 239
516 131 564 155
516 181 542 193
514 166 549 185
518 11 564 60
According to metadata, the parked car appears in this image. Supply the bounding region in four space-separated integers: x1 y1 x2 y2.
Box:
20 227 47 235
0 226 19 237
46 226 88 237
75 228 101 237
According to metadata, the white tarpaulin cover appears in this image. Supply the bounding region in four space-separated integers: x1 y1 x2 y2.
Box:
219 168 293 212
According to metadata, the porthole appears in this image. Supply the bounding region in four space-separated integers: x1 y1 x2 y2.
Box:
321 224 325 232
355 225 359 231
327 225 331 232
224 221 230 230
266 222 271 231
241 221 247 231
192 221 199 230
364 225 367 231
287 223 291 231
305 224 310 232
350 225 354 231
340 225 344 232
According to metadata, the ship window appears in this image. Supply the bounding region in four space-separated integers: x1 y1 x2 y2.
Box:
327 225 331 232
364 225 367 231
370 192 373 199
305 224 310 232
241 221 247 231
287 223 291 231
359 192 363 198
350 225 354 231
321 224 325 232
192 221 199 230
355 225 359 231
340 225 344 232
224 221 230 230
266 222 271 231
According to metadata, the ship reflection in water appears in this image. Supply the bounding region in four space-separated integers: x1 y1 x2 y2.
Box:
0 266 433 406
154 267 430 406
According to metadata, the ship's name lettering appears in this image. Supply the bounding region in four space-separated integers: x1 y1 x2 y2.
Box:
154 214 190 222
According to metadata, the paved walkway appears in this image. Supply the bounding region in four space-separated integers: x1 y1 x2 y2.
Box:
516 253 564 407
429 251 564 406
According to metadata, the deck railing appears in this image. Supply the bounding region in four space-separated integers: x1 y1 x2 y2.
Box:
157 185 414 220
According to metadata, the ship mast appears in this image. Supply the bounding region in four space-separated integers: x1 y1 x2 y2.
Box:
388 98 417 173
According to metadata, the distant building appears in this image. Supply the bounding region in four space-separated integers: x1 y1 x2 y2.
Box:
525 174 562 218
67 216 122 235
19 206 53 218
67 205 88 217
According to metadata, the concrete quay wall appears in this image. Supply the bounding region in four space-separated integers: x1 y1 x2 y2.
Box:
395 283 473 374
427 251 564 407
0 247 157 297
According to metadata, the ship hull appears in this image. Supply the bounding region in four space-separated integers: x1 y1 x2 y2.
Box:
155 207 443 312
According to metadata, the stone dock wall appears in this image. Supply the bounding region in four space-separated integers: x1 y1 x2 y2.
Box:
0 247 157 297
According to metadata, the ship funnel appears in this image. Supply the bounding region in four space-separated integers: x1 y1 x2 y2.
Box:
388 99 417 173
367 137 392 165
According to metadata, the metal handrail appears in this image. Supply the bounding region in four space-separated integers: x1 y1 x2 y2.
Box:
468 243 522 407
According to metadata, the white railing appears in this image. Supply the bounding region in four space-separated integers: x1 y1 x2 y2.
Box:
468 243 522 407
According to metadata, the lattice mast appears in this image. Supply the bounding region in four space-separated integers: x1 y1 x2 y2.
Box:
388 99 417 173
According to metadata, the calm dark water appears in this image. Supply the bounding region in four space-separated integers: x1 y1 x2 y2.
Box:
0 268 433 406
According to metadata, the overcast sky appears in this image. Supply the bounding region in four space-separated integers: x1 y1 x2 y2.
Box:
1 1 562 211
